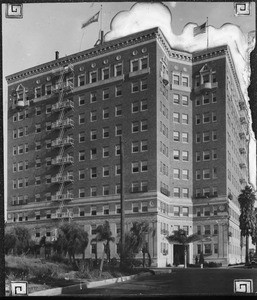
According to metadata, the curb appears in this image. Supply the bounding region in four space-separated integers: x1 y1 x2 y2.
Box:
28 272 153 296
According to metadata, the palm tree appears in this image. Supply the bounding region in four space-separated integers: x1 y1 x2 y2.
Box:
238 185 256 265
54 222 89 263
166 229 204 268
128 222 153 267
92 221 115 263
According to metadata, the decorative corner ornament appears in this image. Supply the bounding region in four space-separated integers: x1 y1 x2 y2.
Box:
6 4 23 19
234 2 251 16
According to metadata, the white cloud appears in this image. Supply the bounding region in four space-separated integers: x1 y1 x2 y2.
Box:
169 2 177 8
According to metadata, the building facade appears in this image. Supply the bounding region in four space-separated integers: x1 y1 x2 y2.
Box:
6 27 251 266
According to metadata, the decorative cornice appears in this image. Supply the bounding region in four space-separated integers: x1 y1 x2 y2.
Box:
6 28 158 84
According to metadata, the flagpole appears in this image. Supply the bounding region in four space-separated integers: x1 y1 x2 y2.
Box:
207 17 209 49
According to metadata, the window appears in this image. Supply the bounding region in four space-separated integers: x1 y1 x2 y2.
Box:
182 114 188 124
204 225 211 235
79 170 85 180
131 59 139 72
141 181 148 192
182 151 189 161
103 127 109 138
203 188 210 197
90 71 97 83
173 131 180 142
173 112 180 123
115 164 121 176
103 205 109 215
115 85 122 97
35 124 41 133
91 130 97 141
46 105 51 114
13 146 17 155
133 203 139 213
90 111 97 122
203 93 210 105
35 159 41 168
115 145 120 156
45 84 52 95
196 97 201 106
182 76 189 86
103 185 109 196
132 82 139 93
141 140 148 152
173 187 180 198
103 88 109 100
203 150 210 161
174 206 180 216
182 188 189 198
203 112 210 123
91 167 97 179
141 78 147 90
46 140 51 149
103 146 109 158
212 130 217 141
35 87 41 98
212 92 217 103
132 141 139 153
115 105 122 117
173 168 180 179
214 225 218 235
115 64 123 76
196 152 201 162
79 150 85 161
173 150 180 160
35 142 41 151
79 188 85 198
13 130 17 139
212 149 217 160
203 131 210 142
115 185 121 195
79 132 85 143
46 122 51 131
78 75 85 86
90 148 97 160
141 57 148 69
103 166 110 177
90 91 97 103
196 133 201 143
203 169 211 180
132 162 139 173
142 202 148 212
90 187 97 197
102 67 110 80
79 96 85 106
173 74 179 85
182 207 189 216
141 99 147 111
91 224 97 234
79 113 85 124
141 161 148 172
182 132 189 143
212 112 217 122
173 94 179 104
195 115 201 125
213 186 218 196
115 125 122 136
182 95 188 106
182 169 189 180
132 102 139 113
141 120 148 131
196 170 201 180
132 121 139 133
18 128 23 138
203 74 209 83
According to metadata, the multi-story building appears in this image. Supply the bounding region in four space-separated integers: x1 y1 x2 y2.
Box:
6 27 253 266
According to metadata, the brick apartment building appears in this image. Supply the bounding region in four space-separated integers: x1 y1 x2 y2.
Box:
6 27 251 266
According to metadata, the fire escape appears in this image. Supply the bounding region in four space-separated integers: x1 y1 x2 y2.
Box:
50 64 75 222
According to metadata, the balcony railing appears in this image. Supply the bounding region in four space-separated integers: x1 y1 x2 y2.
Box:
194 82 218 93
52 81 74 93
52 100 74 111
52 155 74 165
51 137 74 148
51 192 74 201
51 174 74 183
52 118 74 129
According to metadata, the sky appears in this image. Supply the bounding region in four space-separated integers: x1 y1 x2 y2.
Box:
2 1 256 217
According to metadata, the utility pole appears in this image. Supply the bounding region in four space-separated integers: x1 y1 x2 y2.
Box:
120 136 125 269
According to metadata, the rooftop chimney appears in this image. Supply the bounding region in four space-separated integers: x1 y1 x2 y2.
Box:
55 51 59 60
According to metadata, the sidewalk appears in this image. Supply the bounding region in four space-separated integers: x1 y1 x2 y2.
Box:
29 271 154 296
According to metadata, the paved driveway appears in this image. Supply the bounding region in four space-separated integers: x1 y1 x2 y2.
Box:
62 268 257 296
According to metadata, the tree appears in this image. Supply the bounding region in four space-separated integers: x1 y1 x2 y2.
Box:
238 185 256 265
54 222 89 263
5 226 31 255
4 231 17 255
166 229 204 268
93 221 115 263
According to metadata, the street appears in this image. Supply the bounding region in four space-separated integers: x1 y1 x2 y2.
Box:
62 267 257 296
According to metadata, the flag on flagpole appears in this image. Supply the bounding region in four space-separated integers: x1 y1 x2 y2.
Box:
81 11 100 29
193 22 206 36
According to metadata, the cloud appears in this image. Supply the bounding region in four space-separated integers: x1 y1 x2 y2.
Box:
169 2 177 8
105 2 255 107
